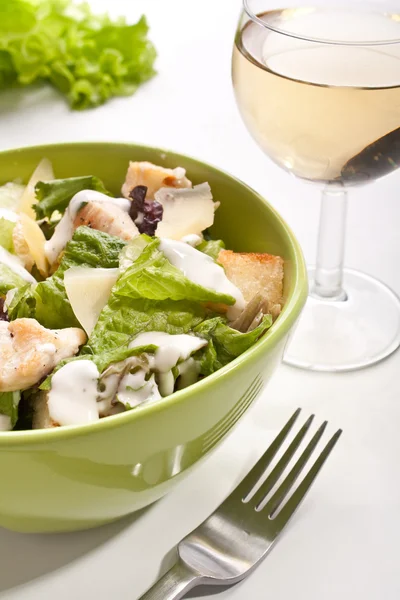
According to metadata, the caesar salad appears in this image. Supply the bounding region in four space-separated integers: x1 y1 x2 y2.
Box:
0 159 284 430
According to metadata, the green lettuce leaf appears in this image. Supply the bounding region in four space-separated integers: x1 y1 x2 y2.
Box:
194 315 273 375
0 1 156 110
34 175 110 220
6 284 35 319
0 391 21 428
85 297 206 355
119 234 152 272
8 226 126 328
0 264 27 295
91 344 157 373
36 234 271 396
197 239 225 261
84 235 233 355
197 338 218 376
61 226 126 269
0 218 16 253
115 237 235 305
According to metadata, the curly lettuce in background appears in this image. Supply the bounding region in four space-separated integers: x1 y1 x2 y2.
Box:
0 0 157 109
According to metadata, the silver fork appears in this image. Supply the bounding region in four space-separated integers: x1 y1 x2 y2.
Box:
139 408 342 600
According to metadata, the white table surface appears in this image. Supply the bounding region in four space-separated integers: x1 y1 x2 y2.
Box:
1 1 399 598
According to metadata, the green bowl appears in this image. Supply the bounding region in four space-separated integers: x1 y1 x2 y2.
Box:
0 142 307 533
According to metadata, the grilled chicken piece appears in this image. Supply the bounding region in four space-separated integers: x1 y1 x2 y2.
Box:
73 202 139 241
121 161 192 200
0 318 86 392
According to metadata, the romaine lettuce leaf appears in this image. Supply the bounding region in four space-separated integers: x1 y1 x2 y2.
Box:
0 391 21 428
0 217 16 253
197 338 218 376
0 264 27 295
115 237 235 305
119 234 152 272
194 315 273 375
85 297 207 355
34 176 110 220
8 227 126 328
197 239 225 261
84 235 233 355
0 1 156 110
61 226 125 269
6 284 35 319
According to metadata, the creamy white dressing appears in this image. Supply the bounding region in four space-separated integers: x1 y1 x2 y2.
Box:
97 371 120 417
0 415 11 431
157 370 175 397
0 208 19 223
0 246 36 283
129 331 207 373
159 239 245 319
180 234 203 247
117 371 161 407
47 334 206 425
96 399 112 417
48 360 100 426
176 357 200 390
44 190 131 264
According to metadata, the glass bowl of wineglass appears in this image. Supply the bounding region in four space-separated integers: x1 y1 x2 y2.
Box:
232 0 400 371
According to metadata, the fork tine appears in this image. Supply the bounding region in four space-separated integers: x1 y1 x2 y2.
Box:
257 420 328 513
251 414 315 507
272 429 343 527
233 408 301 502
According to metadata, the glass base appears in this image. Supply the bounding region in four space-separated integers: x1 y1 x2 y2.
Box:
284 268 400 372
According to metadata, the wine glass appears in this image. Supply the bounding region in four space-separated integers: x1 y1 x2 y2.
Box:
232 0 400 371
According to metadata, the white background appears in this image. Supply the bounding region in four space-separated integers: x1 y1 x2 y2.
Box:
0 1 399 598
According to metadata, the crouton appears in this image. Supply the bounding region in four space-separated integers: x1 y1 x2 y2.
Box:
218 250 284 319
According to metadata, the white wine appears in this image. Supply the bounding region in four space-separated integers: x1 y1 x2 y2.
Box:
232 8 400 184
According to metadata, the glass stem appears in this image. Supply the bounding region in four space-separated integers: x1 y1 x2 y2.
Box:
313 184 347 300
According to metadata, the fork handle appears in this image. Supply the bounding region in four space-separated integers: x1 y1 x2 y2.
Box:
138 560 200 600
